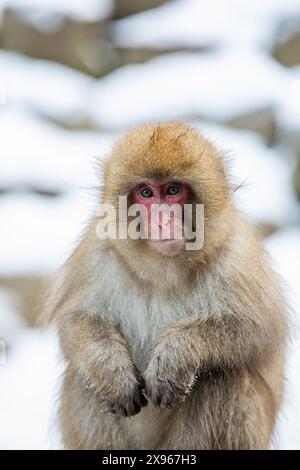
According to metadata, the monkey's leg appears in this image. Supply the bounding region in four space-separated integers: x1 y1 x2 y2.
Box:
59 366 130 450
159 370 277 450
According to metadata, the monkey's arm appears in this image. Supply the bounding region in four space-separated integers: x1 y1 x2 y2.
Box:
144 310 284 408
56 310 147 416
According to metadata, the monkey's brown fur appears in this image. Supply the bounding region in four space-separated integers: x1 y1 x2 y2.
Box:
46 123 288 449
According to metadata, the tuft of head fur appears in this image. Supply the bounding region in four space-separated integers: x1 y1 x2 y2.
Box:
102 123 230 213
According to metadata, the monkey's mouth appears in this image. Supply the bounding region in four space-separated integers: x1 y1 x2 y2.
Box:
149 236 183 243
147 237 185 254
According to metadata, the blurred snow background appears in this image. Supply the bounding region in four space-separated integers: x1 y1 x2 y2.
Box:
0 0 300 449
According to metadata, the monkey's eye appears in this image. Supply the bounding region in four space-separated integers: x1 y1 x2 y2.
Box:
166 184 181 196
140 187 154 198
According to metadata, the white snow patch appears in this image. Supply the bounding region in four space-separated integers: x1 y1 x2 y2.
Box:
0 193 93 276
113 0 300 50
276 66 300 134
0 108 117 275
266 228 300 449
0 0 112 22
89 50 290 129
197 123 297 226
267 228 300 317
0 328 60 449
0 51 92 121
0 106 114 189
0 288 26 345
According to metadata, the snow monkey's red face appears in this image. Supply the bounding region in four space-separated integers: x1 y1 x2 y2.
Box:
132 180 191 254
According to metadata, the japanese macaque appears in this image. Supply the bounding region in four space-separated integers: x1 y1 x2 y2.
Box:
46 122 288 450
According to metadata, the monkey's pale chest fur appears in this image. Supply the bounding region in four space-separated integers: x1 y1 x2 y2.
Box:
96 250 212 370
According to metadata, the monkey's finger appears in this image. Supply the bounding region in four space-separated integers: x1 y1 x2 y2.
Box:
145 377 187 408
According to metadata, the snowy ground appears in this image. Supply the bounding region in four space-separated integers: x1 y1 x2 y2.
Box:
0 0 300 450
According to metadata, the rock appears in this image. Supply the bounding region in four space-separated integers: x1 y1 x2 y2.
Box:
272 18 300 67
277 100 300 203
113 0 167 19
1 8 117 77
2 7 181 78
0 287 26 350
257 223 280 239
225 108 278 146
293 152 300 202
114 45 209 67
0 184 62 198
37 112 98 131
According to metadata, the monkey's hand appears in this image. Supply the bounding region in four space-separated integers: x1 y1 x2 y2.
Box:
87 343 148 417
102 364 147 417
60 312 147 417
143 327 199 408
